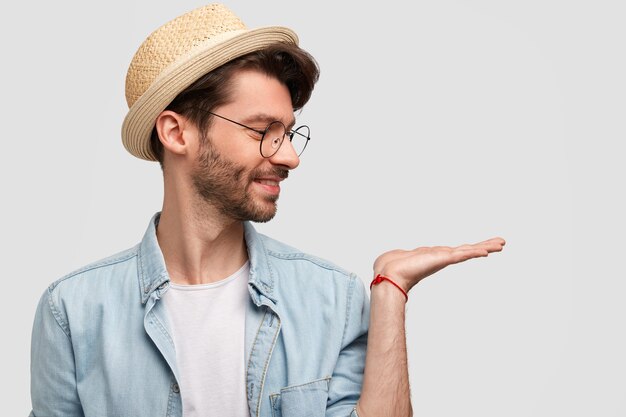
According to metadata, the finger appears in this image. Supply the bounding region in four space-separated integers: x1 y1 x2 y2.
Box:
481 238 506 253
475 237 506 247
455 238 505 253
449 248 489 264
411 245 453 254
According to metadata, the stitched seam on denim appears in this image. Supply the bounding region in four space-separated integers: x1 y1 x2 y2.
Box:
251 230 275 295
166 381 174 417
256 254 276 295
246 309 267 416
148 310 175 348
251 313 281 417
278 376 331 393
266 251 351 276
340 274 357 347
138 243 160 302
138 242 147 295
49 249 138 291
46 287 72 338
257 315 281 417
270 394 279 417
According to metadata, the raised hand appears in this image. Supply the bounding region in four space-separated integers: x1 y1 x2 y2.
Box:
373 237 506 294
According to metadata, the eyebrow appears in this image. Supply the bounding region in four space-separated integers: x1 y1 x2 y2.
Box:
241 113 297 130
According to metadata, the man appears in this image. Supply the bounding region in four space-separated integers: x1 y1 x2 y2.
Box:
30 4 504 417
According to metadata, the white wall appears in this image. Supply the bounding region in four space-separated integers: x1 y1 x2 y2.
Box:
3 0 624 415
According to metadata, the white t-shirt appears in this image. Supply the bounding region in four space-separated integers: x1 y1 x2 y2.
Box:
161 262 250 417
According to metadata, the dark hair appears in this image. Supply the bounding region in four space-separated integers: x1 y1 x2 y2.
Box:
150 42 320 167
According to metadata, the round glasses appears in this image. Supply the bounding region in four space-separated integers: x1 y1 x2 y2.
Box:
207 111 310 158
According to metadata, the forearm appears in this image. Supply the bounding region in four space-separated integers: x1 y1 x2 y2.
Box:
356 281 412 417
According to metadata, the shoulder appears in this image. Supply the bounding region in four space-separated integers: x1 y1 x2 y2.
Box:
34 245 141 335
257 232 353 278
256 232 367 308
47 245 139 294
256 233 370 346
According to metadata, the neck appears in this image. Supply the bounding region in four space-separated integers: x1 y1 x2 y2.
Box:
156 192 248 285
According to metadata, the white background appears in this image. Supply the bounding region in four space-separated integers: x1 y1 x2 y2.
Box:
2 0 625 415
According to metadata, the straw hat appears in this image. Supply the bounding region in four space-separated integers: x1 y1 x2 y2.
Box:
121 4 299 161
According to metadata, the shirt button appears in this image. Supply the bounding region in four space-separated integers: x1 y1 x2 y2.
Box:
172 383 180 393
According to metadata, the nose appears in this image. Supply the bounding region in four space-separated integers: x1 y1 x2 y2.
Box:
268 137 300 169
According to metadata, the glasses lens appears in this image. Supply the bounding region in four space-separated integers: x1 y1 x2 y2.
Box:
261 121 286 157
291 125 310 156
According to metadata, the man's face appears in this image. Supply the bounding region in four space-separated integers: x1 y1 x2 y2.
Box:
190 70 300 223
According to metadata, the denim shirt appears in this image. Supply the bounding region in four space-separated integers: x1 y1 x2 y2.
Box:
30 214 369 417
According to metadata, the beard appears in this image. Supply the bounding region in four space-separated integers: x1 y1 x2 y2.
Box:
191 137 289 223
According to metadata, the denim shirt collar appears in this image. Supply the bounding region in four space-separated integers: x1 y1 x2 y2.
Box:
137 213 169 303
243 220 278 307
137 212 277 306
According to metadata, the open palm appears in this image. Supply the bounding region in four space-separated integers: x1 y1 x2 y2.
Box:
374 237 506 293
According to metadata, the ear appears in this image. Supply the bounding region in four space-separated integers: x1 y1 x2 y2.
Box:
154 110 195 157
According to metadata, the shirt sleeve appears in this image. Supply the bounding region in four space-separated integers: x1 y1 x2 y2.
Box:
30 286 85 417
325 274 370 417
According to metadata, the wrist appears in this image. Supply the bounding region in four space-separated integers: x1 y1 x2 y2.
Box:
370 274 408 303
375 270 411 293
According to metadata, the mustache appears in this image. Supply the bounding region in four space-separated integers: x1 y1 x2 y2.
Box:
251 167 289 180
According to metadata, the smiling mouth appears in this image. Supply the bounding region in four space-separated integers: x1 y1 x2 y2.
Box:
250 168 289 196
252 177 283 197
256 179 280 186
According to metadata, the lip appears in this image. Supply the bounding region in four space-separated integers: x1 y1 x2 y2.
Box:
252 177 283 195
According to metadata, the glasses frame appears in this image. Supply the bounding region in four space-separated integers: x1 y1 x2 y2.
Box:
205 111 310 158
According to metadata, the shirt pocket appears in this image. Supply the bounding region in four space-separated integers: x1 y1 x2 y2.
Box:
270 377 331 417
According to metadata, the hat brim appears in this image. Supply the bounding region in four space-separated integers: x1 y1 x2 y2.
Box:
121 26 299 161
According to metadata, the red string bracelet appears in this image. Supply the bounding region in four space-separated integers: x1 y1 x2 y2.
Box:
370 274 408 302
